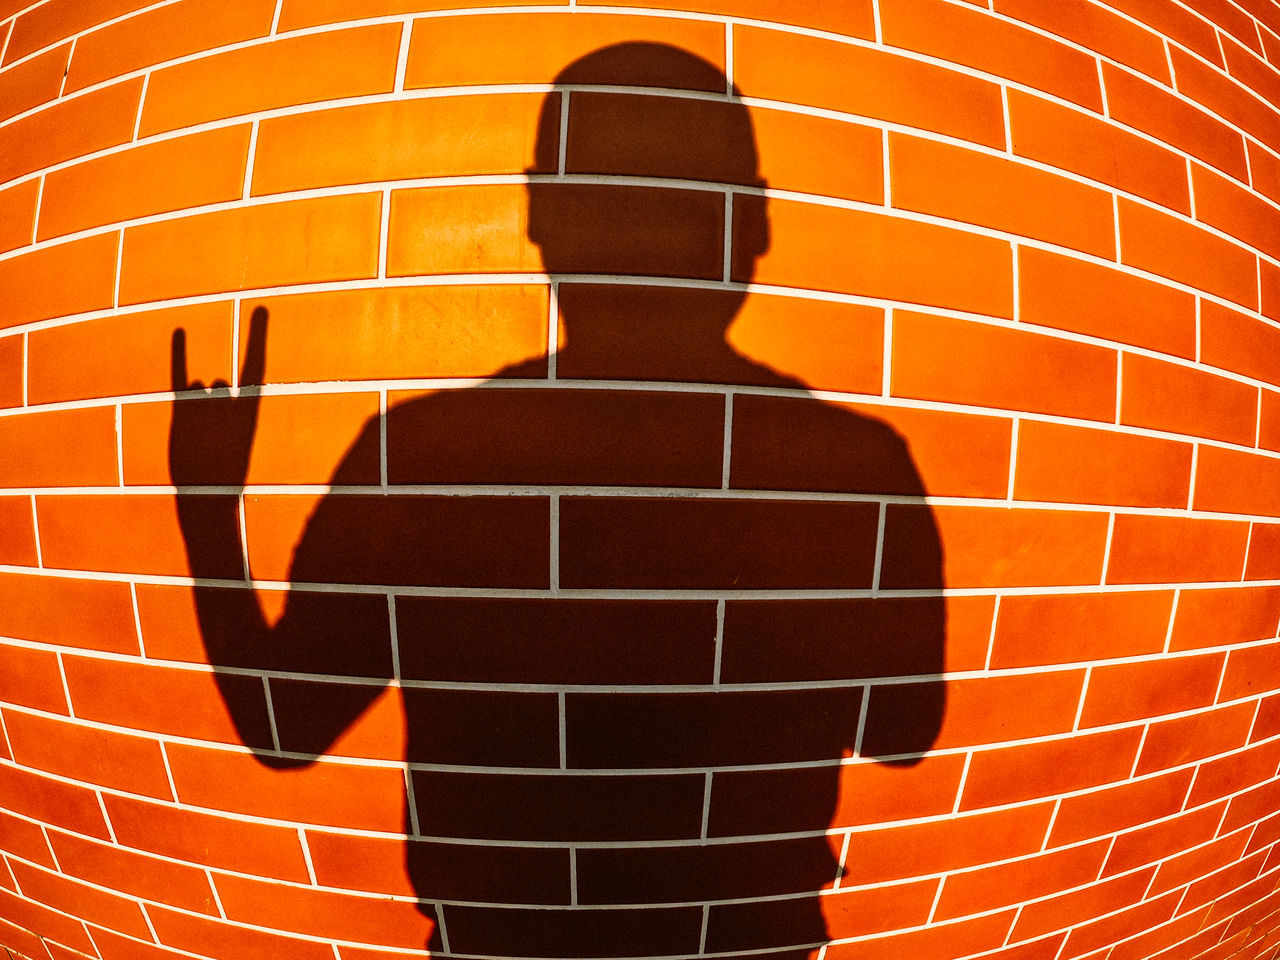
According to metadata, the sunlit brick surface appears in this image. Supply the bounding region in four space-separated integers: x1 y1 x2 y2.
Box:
4 1 1280 959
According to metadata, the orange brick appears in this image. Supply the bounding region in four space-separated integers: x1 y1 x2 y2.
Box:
1249 141 1280 207
120 193 381 305
882 504 1110 589
1019 247 1196 358
591 0 875 36
1103 64 1248 181
0 886 97 954
0 496 36 566
2 0 155 64
992 590 1174 668
0 571 138 654
891 311 1116 419
1008 91 1189 213
28 302 233 405
1262 390 1280 450
1170 585 1280 650
0 179 38 254
0 42 68 123
64 0 276 92
1122 353 1257 445
736 25 1005 147
1011 868 1161 946
36 493 243 579
1193 163 1280 261
407 13 726 91
1201 300 1280 386
960 726 1144 809
995 0 1171 82
0 337 19 410
1049 768 1195 846
1191 740 1280 807
881 0 1104 110
558 284 884 395
4 710 172 799
934 841 1110 921
0 641 66 714
1263 259 1280 323
0 232 119 331
254 92 553 197
0 762 110 839
1220 643 1280 702
139 24 400 136
741 198 1014 317
38 125 251 240
1014 420 1193 509
165 742 403 832
237 286 546 385
149 904 335 960
0 77 142 184
1119 198 1258 310
48 830 217 916
1105 0 1226 66
1194 445 1280 517
1107 514 1249 584
126 391 378 486
890 133 1115 257
1136 702 1257 773
824 911 1016 960
8 860 150 939
1172 48 1280 156
1222 35 1280 115
0 406 118 488
1080 652 1226 727
1246 524 1280 579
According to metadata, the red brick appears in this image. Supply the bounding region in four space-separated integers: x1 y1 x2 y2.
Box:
863 669 1084 754
1221 642 1280 702
0 78 142 184
1195 445 1280 517
408 769 704 841
29 302 233 405
883 504 1109 589
1137 702 1258 774
120 193 381 305
891 132 1113 256
1050 768 1196 846
1080 652 1225 727
8 860 150 939
0 42 68 123
558 285 884 395
1119 198 1257 310
566 687 863 768
735 25 1005 148
62 654 272 749
1194 163 1280 261
1189 738 1280 805
1019 247 1196 358
0 571 138 654
1171 585 1280 650
103 792 309 880
390 182 724 280
246 493 549 587
4 710 172 799
148 904 335 960
0 887 95 954
48 829 217 914
560 496 880 589
884 0 1102 109
127 390 378 486
214 871 437 948
0 179 38 254
165 742 403 831
440 903 702 960
36 494 242 579
398 596 716 685
38 125 251 241
721 594 982 682
1202 300 1280 387
1123 352 1258 445
996 0 1171 81
388 386 722 487
993 590 1173 669
0 763 110 839
1106 514 1250 584
934 840 1110 921
0 406 118 487
1173 48 1280 155
407 13 726 91
1018 873 1172 948
254 92 553 195
139 23 398 136
65 0 276 92
0 232 119 331
892 311 1115 419
1015 420 1192 509
740 195 1014 317
0 495 37 566
959 726 1144 809
1104 64 1248 181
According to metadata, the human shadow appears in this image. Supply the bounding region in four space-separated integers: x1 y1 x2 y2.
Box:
169 44 946 959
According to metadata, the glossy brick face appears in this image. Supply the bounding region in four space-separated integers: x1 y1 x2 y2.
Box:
2 1 1280 959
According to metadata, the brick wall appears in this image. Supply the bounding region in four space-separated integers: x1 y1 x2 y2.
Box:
3 0 1280 958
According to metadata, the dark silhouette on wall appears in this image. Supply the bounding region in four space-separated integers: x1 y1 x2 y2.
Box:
169 44 946 958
